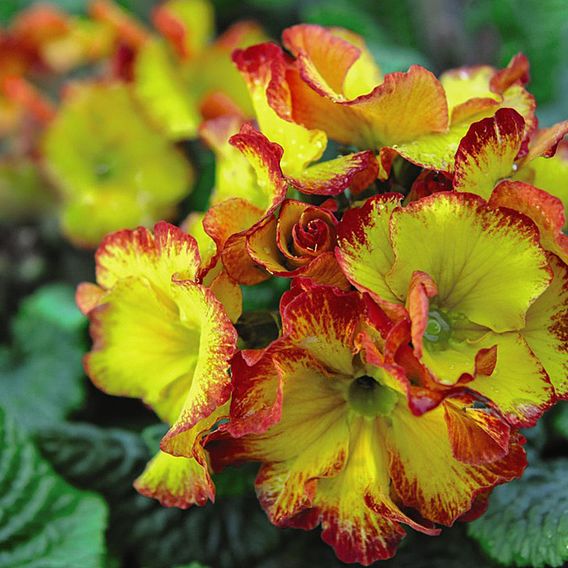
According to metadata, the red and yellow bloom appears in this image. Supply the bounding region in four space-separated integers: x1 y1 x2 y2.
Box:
78 222 240 507
210 283 527 565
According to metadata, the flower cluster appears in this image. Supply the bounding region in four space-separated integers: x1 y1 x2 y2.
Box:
0 0 263 245
78 22 568 565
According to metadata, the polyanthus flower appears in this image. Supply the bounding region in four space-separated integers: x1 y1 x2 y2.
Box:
42 83 193 247
77 221 240 507
209 283 527 565
337 191 566 420
236 24 535 179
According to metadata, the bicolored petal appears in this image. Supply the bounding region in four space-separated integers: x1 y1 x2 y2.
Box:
521 120 568 163
307 418 437 565
515 140 568 227
490 181 568 263
228 124 288 215
443 392 511 465
386 192 551 333
336 193 401 308
200 116 267 209
386 402 526 526
203 197 268 285
440 65 499 123
233 43 327 177
281 285 365 375
134 451 213 508
95 222 201 291
86 276 237 431
288 59 449 149
287 151 378 196
453 108 525 199
523 254 568 399
466 332 555 427
379 80 536 177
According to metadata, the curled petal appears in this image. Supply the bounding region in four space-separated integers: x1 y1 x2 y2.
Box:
453 108 525 199
134 451 214 508
490 181 568 263
523 254 568 399
386 403 527 526
95 221 201 290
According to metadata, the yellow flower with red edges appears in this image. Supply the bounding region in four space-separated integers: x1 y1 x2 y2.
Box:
230 24 537 182
446 108 568 260
337 192 566 418
209 282 527 565
77 221 240 507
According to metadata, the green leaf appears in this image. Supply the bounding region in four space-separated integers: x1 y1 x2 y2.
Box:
468 460 568 567
0 407 107 568
0 284 87 433
38 422 282 568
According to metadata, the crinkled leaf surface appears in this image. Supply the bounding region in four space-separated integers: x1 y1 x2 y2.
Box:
0 284 86 433
0 407 108 568
38 422 281 568
468 460 568 568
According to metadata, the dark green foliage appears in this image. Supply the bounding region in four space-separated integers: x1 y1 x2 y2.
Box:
37 422 282 568
0 284 87 433
551 401 568 439
0 408 107 568
468 460 568 567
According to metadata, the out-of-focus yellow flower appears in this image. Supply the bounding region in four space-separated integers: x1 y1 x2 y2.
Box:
42 83 193 247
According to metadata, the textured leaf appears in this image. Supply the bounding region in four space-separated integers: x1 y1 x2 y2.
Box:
468 460 568 567
0 407 107 568
0 284 87 433
38 422 282 568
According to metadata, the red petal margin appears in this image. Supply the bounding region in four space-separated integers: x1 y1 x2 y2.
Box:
490 180 568 263
287 150 378 196
522 120 568 162
443 392 512 465
453 108 525 197
95 221 202 289
490 53 530 94
202 125 288 284
229 123 288 217
228 349 283 438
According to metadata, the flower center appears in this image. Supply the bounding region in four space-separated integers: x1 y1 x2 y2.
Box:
424 309 452 350
348 375 398 418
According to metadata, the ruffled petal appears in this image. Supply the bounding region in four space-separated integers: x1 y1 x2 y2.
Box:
336 193 402 306
523 254 568 399
466 332 555 427
386 402 526 526
233 42 327 177
453 108 525 199
386 192 551 333
134 451 214 508
490 181 568 263
95 221 201 290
